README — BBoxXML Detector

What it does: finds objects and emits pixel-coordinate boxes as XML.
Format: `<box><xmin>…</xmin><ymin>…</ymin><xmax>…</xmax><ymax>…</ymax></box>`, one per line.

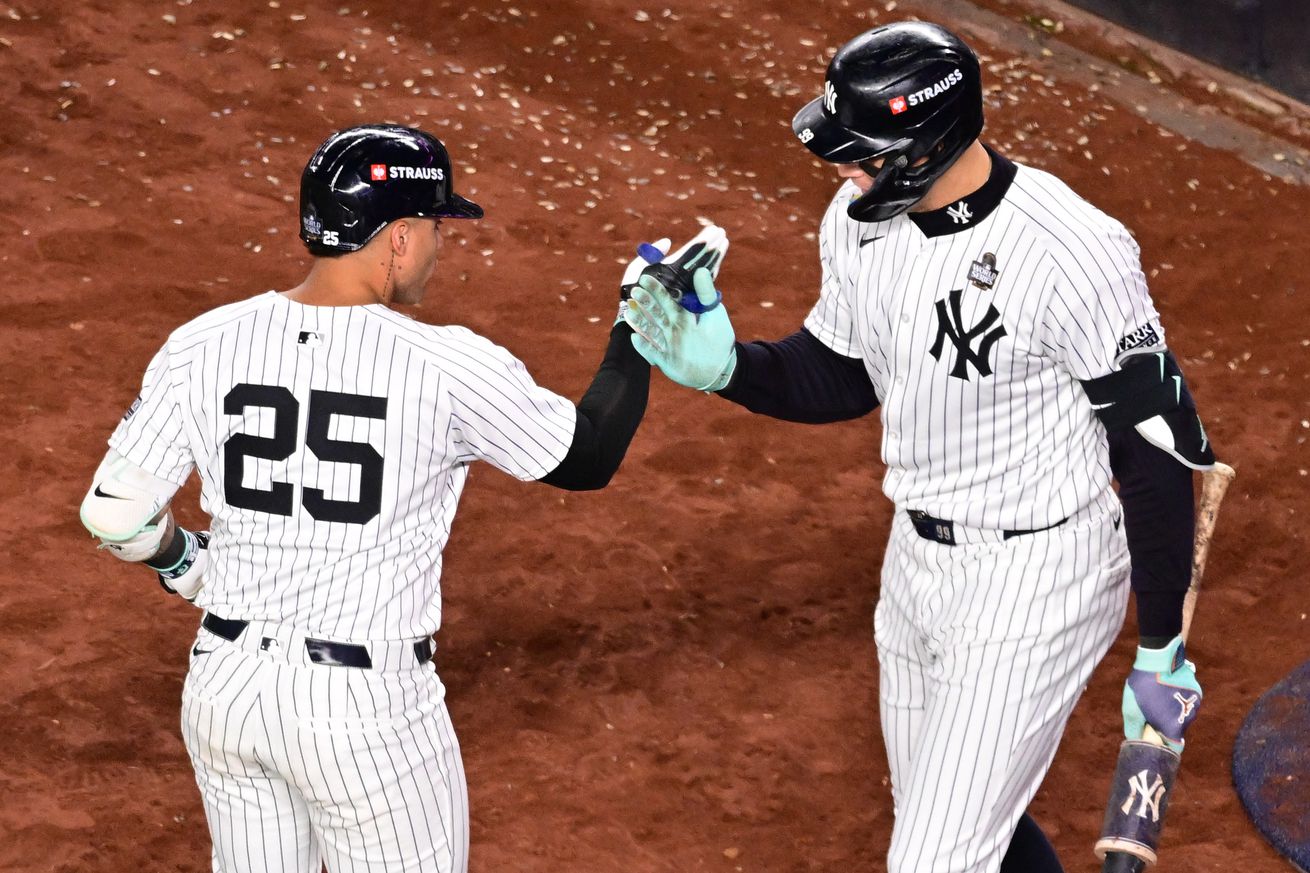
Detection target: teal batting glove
<box><xmin>625</xmin><ymin>268</ymin><xmax>736</xmax><ymax>392</ymax></box>
<box><xmin>1122</xmin><ymin>635</ymin><xmax>1202</xmax><ymax>753</ymax></box>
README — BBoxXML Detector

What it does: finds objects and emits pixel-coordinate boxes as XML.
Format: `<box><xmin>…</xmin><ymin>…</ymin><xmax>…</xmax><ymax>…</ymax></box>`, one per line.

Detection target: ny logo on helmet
<box><xmin>823</xmin><ymin>80</ymin><xmax>838</xmax><ymax>114</ymax></box>
<box><xmin>929</xmin><ymin>288</ymin><xmax>1007</xmax><ymax>380</ymax></box>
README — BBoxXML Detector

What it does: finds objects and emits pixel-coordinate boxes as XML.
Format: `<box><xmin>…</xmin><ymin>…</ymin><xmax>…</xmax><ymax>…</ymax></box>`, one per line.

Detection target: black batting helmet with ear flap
<box><xmin>299</xmin><ymin>124</ymin><xmax>483</xmax><ymax>256</ymax></box>
<box><xmin>792</xmin><ymin>22</ymin><xmax>984</xmax><ymax>222</ymax></box>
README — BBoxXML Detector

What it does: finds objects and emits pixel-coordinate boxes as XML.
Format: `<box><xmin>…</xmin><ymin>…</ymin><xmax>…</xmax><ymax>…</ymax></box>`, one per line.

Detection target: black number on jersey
<box><xmin>223</xmin><ymin>384</ymin><xmax>298</xmax><ymax>516</ymax></box>
<box><xmin>222</xmin><ymin>384</ymin><xmax>389</xmax><ymax>524</ymax></box>
<box><xmin>303</xmin><ymin>391</ymin><xmax>386</xmax><ymax>524</ymax></box>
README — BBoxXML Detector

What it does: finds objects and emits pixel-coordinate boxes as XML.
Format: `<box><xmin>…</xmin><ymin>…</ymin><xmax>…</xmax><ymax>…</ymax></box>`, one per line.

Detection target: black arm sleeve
<box><xmin>538</xmin><ymin>322</ymin><xmax>650</xmax><ymax>492</ymax></box>
<box><xmin>715</xmin><ymin>328</ymin><xmax>879</xmax><ymax>423</ymax></box>
<box><xmin>1108</xmin><ymin>428</ymin><xmax>1195</xmax><ymax>643</ymax></box>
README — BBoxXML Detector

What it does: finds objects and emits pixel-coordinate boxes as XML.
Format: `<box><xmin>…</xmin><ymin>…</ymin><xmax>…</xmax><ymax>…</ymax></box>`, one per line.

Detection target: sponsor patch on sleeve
<box><xmin>122</xmin><ymin>394</ymin><xmax>143</xmax><ymax>422</ymax></box>
<box><xmin>1114</xmin><ymin>320</ymin><xmax>1164</xmax><ymax>362</ymax></box>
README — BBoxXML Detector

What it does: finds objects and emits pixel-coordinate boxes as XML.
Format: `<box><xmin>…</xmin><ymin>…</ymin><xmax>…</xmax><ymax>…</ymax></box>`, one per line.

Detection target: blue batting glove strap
<box><xmin>1122</xmin><ymin>635</ymin><xmax>1202</xmax><ymax>752</ymax></box>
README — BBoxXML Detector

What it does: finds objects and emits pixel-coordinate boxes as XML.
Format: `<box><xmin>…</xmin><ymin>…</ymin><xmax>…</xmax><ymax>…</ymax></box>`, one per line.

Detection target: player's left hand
<box><xmin>629</xmin><ymin>224</ymin><xmax>729</xmax><ymax>314</ymax></box>
<box><xmin>1122</xmin><ymin>635</ymin><xmax>1202</xmax><ymax>753</ymax></box>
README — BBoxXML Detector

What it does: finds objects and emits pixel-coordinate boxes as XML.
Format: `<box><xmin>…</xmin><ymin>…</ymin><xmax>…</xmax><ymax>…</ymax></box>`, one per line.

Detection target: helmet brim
<box><xmin>792</xmin><ymin>97</ymin><xmax>891</xmax><ymax>164</ymax></box>
<box><xmin>435</xmin><ymin>192</ymin><xmax>484</xmax><ymax>220</ymax></box>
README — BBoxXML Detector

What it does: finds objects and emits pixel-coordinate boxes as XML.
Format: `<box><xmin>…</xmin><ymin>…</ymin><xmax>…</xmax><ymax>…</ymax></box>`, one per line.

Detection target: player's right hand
<box><xmin>616</xmin><ymin>237</ymin><xmax>671</xmax><ymax>325</ymax></box>
<box><xmin>625</xmin><ymin>268</ymin><xmax>737</xmax><ymax>392</ymax></box>
<box><xmin>1122</xmin><ymin>635</ymin><xmax>1202</xmax><ymax>753</ymax></box>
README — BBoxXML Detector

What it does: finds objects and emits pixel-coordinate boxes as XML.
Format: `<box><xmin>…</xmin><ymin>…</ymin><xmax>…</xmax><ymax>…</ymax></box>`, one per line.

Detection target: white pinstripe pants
<box><xmin>180</xmin><ymin>624</ymin><xmax>468</xmax><ymax>873</ymax></box>
<box><xmin>874</xmin><ymin>490</ymin><xmax>1130</xmax><ymax>873</ymax></box>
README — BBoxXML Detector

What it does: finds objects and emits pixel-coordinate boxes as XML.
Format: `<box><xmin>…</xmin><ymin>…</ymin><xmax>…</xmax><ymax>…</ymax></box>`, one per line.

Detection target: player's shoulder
<box><xmin>1007</xmin><ymin>162</ymin><xmax>1135</xmax><ymax>245</ymax></box>
<box><xmin>164</xmin><ymin>290</ymin><xmax>281</xmax><ymax>349</ymax></box>
<box><xmin>819</xmin><ymin>180</ymin><xmax>863</xmax><ymax>232</ymax></box>
<box><xmin>367</xmin><ymin>308</ymin><xmax>522</xmax><ymax>373</ymax></box>
<box><xmin>819</xmin><ymin>180</ymin><xmax>895</xmax><ymax>253</ymax></box>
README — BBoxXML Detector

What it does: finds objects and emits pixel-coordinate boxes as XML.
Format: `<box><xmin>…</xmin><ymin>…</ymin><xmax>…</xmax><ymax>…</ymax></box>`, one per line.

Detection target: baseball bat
<box><xmin>1094</xmin><ymin>461</ymin><xmax>1236</xmax><ymax>870</ymax></box>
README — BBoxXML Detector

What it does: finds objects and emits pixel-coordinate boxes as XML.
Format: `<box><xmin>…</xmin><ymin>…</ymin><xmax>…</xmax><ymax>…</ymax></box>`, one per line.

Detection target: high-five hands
<box><xmin>622</xmin><ymin>225</ymin><xmax>737</xmax><ymax>392</ymax></box>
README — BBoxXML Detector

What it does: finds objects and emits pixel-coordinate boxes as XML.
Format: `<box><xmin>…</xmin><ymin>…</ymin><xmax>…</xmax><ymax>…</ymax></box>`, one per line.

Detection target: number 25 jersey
<box><xmin>108</xmin><ymin>292</ymin><xmax>576</xmax><ymax>640</ymax></box>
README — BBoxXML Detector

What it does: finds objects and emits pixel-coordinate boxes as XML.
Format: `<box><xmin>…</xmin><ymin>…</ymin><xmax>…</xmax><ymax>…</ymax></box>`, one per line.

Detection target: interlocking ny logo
<box><xmin>947</xmin><ymin>201</ymin><xmax>973</xmax><ymax>224</ymax></box>
<box><xmin>823</xmin><ymin>80</ymin><xmax>838</xmax><ymax>114</ymax></box>
<box><xmin>928</xmin><ymin>289</ymin><xmax>1007</xmax><ymax>380</ymax></box>
<box><xmin>1121</xmin><ymin>770</ymin><xmax>1167</xmax><ymax>821</ymax></box>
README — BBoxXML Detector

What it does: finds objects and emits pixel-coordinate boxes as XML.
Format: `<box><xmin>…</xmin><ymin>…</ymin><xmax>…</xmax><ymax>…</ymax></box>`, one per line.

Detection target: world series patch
<box><xmin>968</xmin><ymin>253</ymin><xmax>999</xmax><ymax>290</ymax></box>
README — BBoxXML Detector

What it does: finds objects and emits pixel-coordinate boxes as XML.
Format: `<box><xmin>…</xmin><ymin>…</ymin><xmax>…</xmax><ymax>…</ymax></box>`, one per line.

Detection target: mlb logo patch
<box><xmin>370</xmin><ymin>164</ymin><xmax>388</xmax><ymax>181</ymax></box>
<box><xmin>889</xmin><ymin>96</ymin><xmax>908</xmax><ymax>115</ymax></box>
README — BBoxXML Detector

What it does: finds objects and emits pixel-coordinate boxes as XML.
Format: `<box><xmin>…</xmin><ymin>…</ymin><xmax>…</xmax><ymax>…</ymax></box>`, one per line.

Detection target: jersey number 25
<box><xmin>223</xmin><ymin>383</ymin><xmax>387</xmax><ymax>525</ymax></box>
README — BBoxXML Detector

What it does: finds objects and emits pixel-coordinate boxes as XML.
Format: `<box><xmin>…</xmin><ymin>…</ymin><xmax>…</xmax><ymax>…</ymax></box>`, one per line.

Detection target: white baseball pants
<box><xmin>180</xmin><ymin>618</ymin><xmax>467</xmax><ymax>873</ymax></box>
<box><xmin>874</xmin><ymin>489</ymin><xmax>1130</xmax><ymax>873</ymax></box>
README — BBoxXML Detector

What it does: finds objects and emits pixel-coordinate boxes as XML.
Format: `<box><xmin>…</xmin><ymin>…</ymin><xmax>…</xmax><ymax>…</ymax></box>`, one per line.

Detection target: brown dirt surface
<box><xmin>1</xmin><ymin>1</ymin><xmax>1305</xmax><ymax>871</ymax></box>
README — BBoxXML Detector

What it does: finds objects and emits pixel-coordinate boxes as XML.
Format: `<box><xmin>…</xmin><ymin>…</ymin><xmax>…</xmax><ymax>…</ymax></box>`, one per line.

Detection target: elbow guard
<box><xmin>1081</xmin><ymin>351</ymin><xmax>1215</xmax><ymax>471</ymax></box>
<box><xmin>81</xmin><ymin>451</ymin><xmax>180</xmax><ymax>560</ymax></box>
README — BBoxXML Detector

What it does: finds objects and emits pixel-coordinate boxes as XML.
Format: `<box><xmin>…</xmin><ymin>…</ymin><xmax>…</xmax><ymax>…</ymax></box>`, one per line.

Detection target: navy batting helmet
<box><xmin>791</xmin><ymin>22</ymin><xmax>984</xmax><ymax>222</ymax></box>
<box><xmin>299</xmin><ymin>124</ymin><xmax>483</xmax><ymax>256</ymax></box>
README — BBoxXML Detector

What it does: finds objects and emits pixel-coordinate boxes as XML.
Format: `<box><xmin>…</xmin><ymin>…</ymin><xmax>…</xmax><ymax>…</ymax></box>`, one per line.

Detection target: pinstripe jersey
<box><xmin>108</xmin><ymin>291</ymin><xmax>576</xmax><ymax>640</ymax></box>
<box><xmin>804</xmin><ymin>152</ymin><xmax>1164</xmax><ymax>530</ymax></box>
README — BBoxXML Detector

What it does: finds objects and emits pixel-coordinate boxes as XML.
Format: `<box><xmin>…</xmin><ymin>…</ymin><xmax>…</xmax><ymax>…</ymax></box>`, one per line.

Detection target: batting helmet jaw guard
<box><xmin>299</xmin><ymin>124</ymin><xmax>484</xmax><ymax>256</ymax></box>
<box><xmin>792</xmin><ymin>22</ymin><xmax>985</xmax><ymax>222</ymax></box>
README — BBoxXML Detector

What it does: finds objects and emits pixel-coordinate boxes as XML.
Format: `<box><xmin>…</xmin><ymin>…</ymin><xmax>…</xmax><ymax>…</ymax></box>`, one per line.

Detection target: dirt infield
<box><xmin>2</xmin><ymin>1</ymin><xmax>1306</xmax><ymax>871</ymax></box>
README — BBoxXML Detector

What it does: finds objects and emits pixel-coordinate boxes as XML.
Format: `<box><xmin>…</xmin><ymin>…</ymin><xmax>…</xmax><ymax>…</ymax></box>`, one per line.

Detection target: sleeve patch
<box><xmin>1115</xmin><ymin>320</ymin><xmax>1163</xmax><ymax>363</ymax></box>
<box><xmin>122</xmin><ymin>394</ymin><xmax>143</xmax><ymax>422</ymax></box>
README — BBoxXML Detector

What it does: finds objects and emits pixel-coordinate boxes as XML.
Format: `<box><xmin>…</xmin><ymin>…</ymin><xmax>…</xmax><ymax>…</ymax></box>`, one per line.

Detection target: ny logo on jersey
<box><xmin>947</xmin><ymin>201</ymin><xmax>973</xmax><ymax>224</ymax></box>
<box><xmin>929</xmin><ymin>289</ymin><xmax>1008</xmax><ymax>380</ymax></box>
<box><xmin>1120</xmin><ymin>770</ymin><xmax>1167</xmax><ymax>822</ymax></box>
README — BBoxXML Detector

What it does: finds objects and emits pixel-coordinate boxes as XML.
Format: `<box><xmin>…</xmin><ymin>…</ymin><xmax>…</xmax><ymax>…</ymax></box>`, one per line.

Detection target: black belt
<box><xmin>201</xmin><ymin>613</ymin><xmax>434</xmax><ymax>668</ymax></box>
<box><xmin>907</xmin><ymin>510</ymin><xmax>1068</xmax><ymax>546</ymax></box>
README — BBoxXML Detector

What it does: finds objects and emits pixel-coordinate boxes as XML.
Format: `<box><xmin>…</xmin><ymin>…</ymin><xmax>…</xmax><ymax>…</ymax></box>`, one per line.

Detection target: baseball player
<box><xmin>623</xmin><ymin>22</ymin><xmax>1213</xmax><ymax>873</ymax></box>
<box><xmin>78</xmin><ymin>123</ymin><xmax>726</xmax><ymax>873</ymax></box>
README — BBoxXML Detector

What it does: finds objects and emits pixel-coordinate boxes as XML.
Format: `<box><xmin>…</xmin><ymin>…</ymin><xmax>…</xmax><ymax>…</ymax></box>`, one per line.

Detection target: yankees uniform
<box><xmin>625</xmin><ymin>22</ymin><xmax>1212</xmax><ymax>873</ymax></box>
<box><xmin>81</xmin><ymin>125</ymin><xmax>660</xmax><ymax>872</ymax></box>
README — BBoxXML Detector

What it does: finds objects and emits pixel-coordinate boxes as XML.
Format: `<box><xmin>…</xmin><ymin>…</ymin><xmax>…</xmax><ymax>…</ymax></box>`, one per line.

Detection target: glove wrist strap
<box><xmin>701</xmin><ymin>348</ymin><xmax>738</xmax><ymax>394</ymax></box>
<box><xmin>1133</xmin><ymin>634</ymin><xmax>1185</xmax><ymax>672</ymax></box>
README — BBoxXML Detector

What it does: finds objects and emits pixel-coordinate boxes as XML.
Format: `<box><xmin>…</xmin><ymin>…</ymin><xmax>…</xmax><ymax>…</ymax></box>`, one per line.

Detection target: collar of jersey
<box><xmin>906</xmin><ymin>145</ymin><xmax>1017</xmax><ymax>238</ymax></box>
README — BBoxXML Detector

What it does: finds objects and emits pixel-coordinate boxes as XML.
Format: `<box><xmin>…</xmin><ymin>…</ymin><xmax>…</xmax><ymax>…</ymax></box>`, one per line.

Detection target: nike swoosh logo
<box><xmin>192</xmin><ymin>645</ymin><xmax>215</xmax><ymax>657</ymax></box>
<box><xmin>93</xmin><ymin>485</ymin><xmax>129</xmax><ymax>500</ymax></box>
<box><xmin>859</xmin><ymin>235</ymin><xmax>885</xmax><ymax>247</ymax></box>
